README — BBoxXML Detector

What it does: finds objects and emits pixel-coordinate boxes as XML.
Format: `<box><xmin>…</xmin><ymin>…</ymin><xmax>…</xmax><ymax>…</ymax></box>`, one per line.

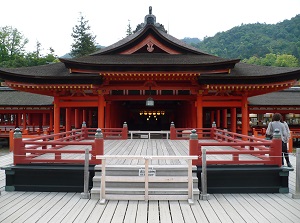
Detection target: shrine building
<box><xmin>1</xmin><ymin>8</ymin><xmax>300</xmax><ymax>136</ymax></box>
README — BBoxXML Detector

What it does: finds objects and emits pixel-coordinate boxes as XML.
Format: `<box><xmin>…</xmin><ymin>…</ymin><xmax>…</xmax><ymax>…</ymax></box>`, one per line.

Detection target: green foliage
<box><xmin>243</xmin><ymin>53</ymin><xmax>299</xmax><ymax>67</ymax></box>
<box><xmin>194</xmin><ymin>14</ymin><xmax>300</xmax><ymax>63</ymax></box>
<box><xmin>70</xmin><ymin>14</ymin><xmax>97</xmax><ymax>58</ymax></box>
<box><xmin>0</xmin><ymin>26</ymin><xmax>28</xmax><ymax>63</ymax></box>
<box><xmin>0</xmin><ymin>27</ymin><xmax>58</xmax><ymax>68</ymax></box>
<box><xmin>126</xmin><ymin>20</ymin><xmax>133</xmax><ymax>36</ymax></box>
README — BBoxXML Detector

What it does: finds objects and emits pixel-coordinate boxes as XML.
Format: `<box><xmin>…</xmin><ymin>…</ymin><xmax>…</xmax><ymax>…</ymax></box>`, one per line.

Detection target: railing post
<box><xmin>170</xmin><ymin>122</ymin><xmax>176</xmax><ymax>140</ymax></box>
<box><xmin>271</xmin><ymin>129</ymin><xmax>282</xmax><ymax>167</ymax></box>
<box><xmin>189</xmin><ymin>129</ymin><xmax>199</xmax><ymax>165</ymax></box>
<box><xmin>82</xmin><ymin>121</ymin><xmax>88</xmax><ymax>139</ymax></box>
<box><xmin>292</xmin><ymin>148</ymin><xmax>300</xmax><ymax>199</ymax></box>
<box><xmin>211</xmin><ymin>121</ymin><xmax>216</xmax><ymax>139</ymax></box>
<box><xmin>13</xmin><ymin>128</ymin><xmax>25</xmax><ymax>165</ymax></box>
<box><xmin>94</xmin><ymin>128</ymin><xmax>104</xmax><ymax>164</ymax></box>
<box><xmin>81</xmin><ymin>148</ymin><xmax>91</xmax><ymax>199</ymax></box>
<box><xmin>122</xmin><ymin>122</ymin><xmax>128</xmax><ymax>139</ymax></box>
<box><xmin>200</xmin><ymin>148</ymin><xmax>210</xmax><ymax>200</ymax></box>
<box><xmin>224</xmin><ymin>129</ymin><xmax>228</xmax><ymax>142</ymax></box>
<box><xmin>9</xmin><ymin>130</ymin><xmax>14</xmax><ymax>152</ymax></box>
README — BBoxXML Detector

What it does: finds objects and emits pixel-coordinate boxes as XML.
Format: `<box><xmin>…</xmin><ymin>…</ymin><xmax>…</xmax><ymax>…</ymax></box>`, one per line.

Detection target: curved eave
<box><xmin>198</xmin><ymin>63</ymin><xmax>300</xmax><ymax>84</ymax></box>
<box><xmin>0</xmin><ymin>63</ymin><xmax>103</xmax><ymax>85</ymax></box>
<box><xmin>0</xmin><ymin>71</ymin><xmax>103</xmax><ymax>84</ymax></box>
<box><xmin>90</xmin><ymin>25</ymin><xmax>209</xmax><ymax>56</ymax></box>
<box><xmin>248</xmin><ymin>89</ymin><xmax>300</xmax><ymax>106</ymax></box>
<box><xmin>0</xmin><ymin>90</ymin><xmax>54</xmax><ymax>106</ymax></box>
<box><xmin>59</xmin><ymin>54</ymin><xmax>240</xmax><ymax>72</ymax></box>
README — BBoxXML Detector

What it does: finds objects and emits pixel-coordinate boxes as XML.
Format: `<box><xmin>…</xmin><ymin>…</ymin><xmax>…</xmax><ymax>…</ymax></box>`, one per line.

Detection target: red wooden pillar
<box><xmin>191</xmin><ymin>101</ymin><xmax>197</xmax><ymax>128</ymax></box>
<box><xmin>231</xmin><ymin>108</ymin><xmax>237</xmax><ymax>133</ymax></box>
<box><xmin>189</xmin><ymin>130</ymin><xmax>200</xmax><ymax>165</ymax></box>
<box><xmin>105</xmin><ymin>101</ymin><xmax>111</xmax><ymax>128</ymax></box>
<box><xmin>49</xmin><ymin>111</ymin><xmax>53</xmax><ymax>131</ymax></box>
<box><xmin>187</xmin><ymin>102</ymin><xmax>192</xmax><ymax>128</ymax></box>
<box><xmin>98</xmin><ymin>94</ymin><xmax>105</xmax><ymax>128</ymax></box>
<box><xmin>42</xmin><ymin>113</ymin><xmax>47</xmax><ymax>126</ymax></box>
<box><xmin>17</xmin><ymin>113</ymin><xmax>22</xmax><ymax>127</ymax></box>
<box><xmin>27</xmin><ymin>114</ymin><xmax>31</xmax><ymax>125</ymax></box>
<box><xmin>222</xmin><ymin>109</ymin><xmax>228</xmax><ymax>129</ymax></box>
<box><xmin>82</xmin><ymin>109</ymin><xmax>86</xmax><ymax>125</ymax></box>
<box><xmin>216</xmin><ymin>110</ymin><xmax>221</xmax><ymax>128</ymax></box>
<box><xmin>241</xmin><ymin>95</ymin><xmax>248</xmax><ymax>137</ymax></box>
<box><xmin>75</xmin><ymin>109</ymin><xmax>80</xmax><ymax>129</ymax></box>
<box><xmin>54</xmin><ymin>97</ymin><xmax>60</xmax><ymax>135</ymax></box>
<box><xmin>196</xmin><ymin>94</ymin><xmax>203</xmax><ymax>129</ymax></box>
<box><xmin>65</xmin><ymin>107</ymin><xmax>71</xmax><ymax>131</ymax></box>
<box><xmin>22</xmin><ymin>112</ymin><xmax>26</xmax><ymax>130</ymax></box>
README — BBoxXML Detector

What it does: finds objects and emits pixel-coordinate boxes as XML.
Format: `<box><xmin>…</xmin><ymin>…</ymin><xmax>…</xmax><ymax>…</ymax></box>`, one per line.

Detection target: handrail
<box><xmin>13</xmin><ymin>128</ymin><xmax>104</xmax><ymax>165</ymax></box>
<box><xmin>170</xmin><ymin>127</ymin><xmax>212</xmax><ymax>140</ymax></box>
<box><xmin>189</xmin><ymin>128</ymin><xmax>282</xmax><ymax>166</ymax></box>
<box><xmin>96</xmin><ymin>155</ymin><xmax>198</xmax><ymax>204</ymax></box>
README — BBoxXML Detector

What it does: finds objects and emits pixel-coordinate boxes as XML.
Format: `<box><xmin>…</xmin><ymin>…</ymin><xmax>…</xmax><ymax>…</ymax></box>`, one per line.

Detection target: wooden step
<box><xmin>91</xmin><ymin>164</ymin><xmax>199</xmax><ymax>201</ymax></box>
<box><xmin>91</xmin><ymin>187</ymin><xmax>200</xmax><ymax>200</ymax></box>
<box><xmin>92</xmin><ymin>176</ymin><xmax>198</xmax><ymax>188</ymax></box>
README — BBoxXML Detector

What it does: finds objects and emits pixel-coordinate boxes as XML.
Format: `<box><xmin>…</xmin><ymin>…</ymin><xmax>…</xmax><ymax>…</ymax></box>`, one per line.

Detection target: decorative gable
<box><xmin>120</xmin><ymin>34</ymin><xmax>180</xmax><ymax>54</ymax></box>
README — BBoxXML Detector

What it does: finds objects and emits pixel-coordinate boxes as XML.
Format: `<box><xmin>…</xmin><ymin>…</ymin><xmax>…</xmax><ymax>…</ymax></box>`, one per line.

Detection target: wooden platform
<box><xmin>1</xmin><ymin>139</ymin><xmax>300</xmax><ymax>222</ymax></box>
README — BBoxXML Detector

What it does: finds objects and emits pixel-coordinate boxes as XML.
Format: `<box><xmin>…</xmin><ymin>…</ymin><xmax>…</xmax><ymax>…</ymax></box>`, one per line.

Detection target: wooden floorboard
<box><xmin>1</xmin><ymin>139</ymin><xmax>300</xmax><ymax>222</ymax></box>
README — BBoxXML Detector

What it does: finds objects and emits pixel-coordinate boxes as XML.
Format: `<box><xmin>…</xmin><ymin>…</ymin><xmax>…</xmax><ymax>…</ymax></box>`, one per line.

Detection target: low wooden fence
<box><xmin>12</xmin><ymin>123</ymin><xmax>128</xmax><ymax>165</ymax></box>
<box><xmin>170</xmin><ymin>122</ymin><xmax>212</xmax><ymax>140</ymax></box>
<box><xmin>96</xmin><ymin>155</ymin><xmax>198</xmax><ymax>204</ymax></box>
<box><xmin>13</xmin><ymin>128</ymin><xmax>104</xmax><ymax>165</ymax></box>
<box><xmin>253</xmin><ymin>127</ymin><xmax>298</xmax><ymax>153</ymax></box>
<box><xmin>189</xmin><ymin>128</ymin><xmax>282</xmax><ymax>166</ymax></box>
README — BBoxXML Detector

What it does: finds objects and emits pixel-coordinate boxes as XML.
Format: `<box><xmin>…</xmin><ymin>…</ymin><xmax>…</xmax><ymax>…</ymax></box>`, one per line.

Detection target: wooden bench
<box><xmin>129</xmin><ymin>131</ymin><xmax>170</xmax><ymax>139</ymax></box>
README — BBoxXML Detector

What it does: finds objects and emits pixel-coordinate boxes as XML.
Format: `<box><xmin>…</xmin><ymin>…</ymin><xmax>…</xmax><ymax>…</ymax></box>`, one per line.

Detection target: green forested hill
<box><xmin>192</xmin><ymin>14</ymin><xmax>300</xmax><ymax>60</ymax></box>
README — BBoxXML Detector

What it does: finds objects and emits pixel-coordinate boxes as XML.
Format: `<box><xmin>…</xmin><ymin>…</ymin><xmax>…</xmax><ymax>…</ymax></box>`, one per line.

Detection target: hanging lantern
<box><xmin>146</xmin><ymin>97</ymin><xmax>154</xmax><ymax>106</ymax></box>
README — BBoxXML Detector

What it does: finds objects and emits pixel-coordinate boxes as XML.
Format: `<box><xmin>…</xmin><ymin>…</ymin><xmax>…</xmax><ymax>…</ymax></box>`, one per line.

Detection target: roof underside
<box><xmin>0</xmin><ymin>89</ymin><xmax>53</xmax><ymax>106</ymax></box>
<box><xmin>0</xmin><ymin>22</ymin><xmax>300</xmax><ymax>85</ymax></box>
<box><xmin>1</xmin><ymin>88</ymin><xmax>299</xmax><ymax>107</ymax></box>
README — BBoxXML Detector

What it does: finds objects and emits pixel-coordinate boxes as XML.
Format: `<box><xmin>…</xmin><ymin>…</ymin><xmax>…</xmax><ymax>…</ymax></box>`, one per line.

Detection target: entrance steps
<box><xmin>90</xmin><ymin>165</ymin><xmax>199</xmax><ymax>202</ymax></box>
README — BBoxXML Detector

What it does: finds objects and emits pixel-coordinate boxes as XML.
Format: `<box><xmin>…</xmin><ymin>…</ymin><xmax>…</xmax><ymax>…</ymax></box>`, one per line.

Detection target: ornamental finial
<box><xmin>149</xmin><ymin>6</ymin><xmax>152</xmax><ymax>14</ymax></box>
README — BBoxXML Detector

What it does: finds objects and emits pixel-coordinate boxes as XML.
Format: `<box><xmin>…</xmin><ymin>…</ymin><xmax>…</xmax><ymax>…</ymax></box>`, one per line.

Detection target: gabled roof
<box><xmin>90</xmin><ymin>25</ymin><xmax>211</xmax><ymax>56</ymax></box>
<box><xmin>0</xmin><ymin>8</ymin><xmax>300</xmax><ymax>86</ymax></box>
<box><xmin>0</xmin><ymin>62</ymin><xmax>101</xmax><ymax>84</ymax></box>
<box><xmin>198</xmin><ymin>62</ymin><xmax>300</xmax><ymax>84</ymax></box>
<box><xmin>0</xmin><ymin>87</ymin><xmax>53</xmax><ymax>106</ymax></box>
<box><xmin>60</xmin><ymin>24</ymin><xmax>240</xmax><ymax>72</ymax></box>
<box><xmin>248</xmin><ymin>88</ymin><xmax>300</xmax><ymax>106</ymax></box>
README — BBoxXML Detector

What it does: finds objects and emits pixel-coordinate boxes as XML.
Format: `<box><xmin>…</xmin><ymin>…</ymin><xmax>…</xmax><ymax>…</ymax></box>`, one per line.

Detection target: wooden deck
<box><xmin>1</xmin><ymin>139</ymin><xmax>300</xmax><ymax>223</ymax></box>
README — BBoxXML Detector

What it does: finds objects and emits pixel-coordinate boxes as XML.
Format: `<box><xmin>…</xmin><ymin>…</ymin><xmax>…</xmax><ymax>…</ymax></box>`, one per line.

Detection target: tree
<box><xmin>0</xmin><ymin>26</ymin><xmax>28</xmax><ymax>63</ymax></box>
<box><xmin>126</xmin><ymin>20</ymin><xmax>133</xmax><ymax>36</ymax></box>
<box><xmin>275</xmin><ymin>54</ymin><xmax>299</xmax><ymax>67</ymax></box>
<box><xmin>70</xmin><ymin>14</ymin><xmax>97</xmax><ymax>58</ymax></box>
<box><xmin>0</xmin><ymin>29</ymin><xmax>58</xmax><ymax>68</ymax></box>
<box><xmin>243</xmin><ymin>53</ymin><xmax>299</xmax><ymax>67</ymax></box>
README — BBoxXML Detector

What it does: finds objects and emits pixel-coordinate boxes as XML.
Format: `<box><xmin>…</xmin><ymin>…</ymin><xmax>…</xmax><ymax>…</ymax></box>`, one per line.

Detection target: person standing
<box><xmin>281</xmin><ymin>117</ymin><xmax>292</xmax><ymax>167</ymax></box>
<box><xmin>266</xmin><ymin>113</ymin><xmax>292</xmax><ymax>167</ymax></box>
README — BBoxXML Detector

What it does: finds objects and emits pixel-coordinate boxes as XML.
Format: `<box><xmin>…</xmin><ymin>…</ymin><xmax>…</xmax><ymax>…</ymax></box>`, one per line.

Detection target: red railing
<box><xmin>189</xmin><ymin>128</ymin><xmax>282</xmax><ymax>167</ymax></box>
<box><xmin>12</xmin><ymin>124</ymin><xmax>128</xmax><ymax>165</ymax></box>
<box><xmin>170</xmin><ymin>124</ymin><xmax>212</xmax><ymax>140</ymax></box>
<box><xmin>83</xmin><ymin>127</ymin><xmax>128</xmax><ymax>140</ymax></box>
<box><xmin>13</xmin><ymin>128</ymin><xmax>104</xmax><ymax>165</ymax></box>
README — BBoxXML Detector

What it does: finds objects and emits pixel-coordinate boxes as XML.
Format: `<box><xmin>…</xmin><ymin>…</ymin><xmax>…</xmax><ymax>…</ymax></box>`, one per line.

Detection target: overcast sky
<box><xmin>1</xmin><ymin>0</ymin><xmax>299</xmax><ymax>57</ymax></box>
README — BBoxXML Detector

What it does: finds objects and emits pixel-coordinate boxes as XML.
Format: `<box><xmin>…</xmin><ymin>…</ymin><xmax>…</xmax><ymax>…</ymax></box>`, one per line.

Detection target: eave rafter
<box><xmin>99</xmin><ymin>71</ymin><xmax>201</xmax><ymax>81</ymax></box>
<box><xmin>6</xmin><ymin>81</ymin><xmax>93</xmax><ymax>91</ymax></box>
<box><xmin>204</xmin><ymin>80</ymin><xmax>296</xmax><ymax>96</ymax></box>
<box><xmin>5</xmin><ymin>81</ymin><xmax>95</xmax><ymax>96</ymax></box>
